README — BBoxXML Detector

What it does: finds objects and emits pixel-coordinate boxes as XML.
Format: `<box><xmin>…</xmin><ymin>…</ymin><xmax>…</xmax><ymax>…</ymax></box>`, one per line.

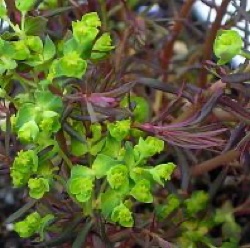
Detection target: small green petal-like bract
<box><xmin>68</xmin><ymin>177</ymin><xmax>93</xmax><ymax>203</ymax></box>
<box><xmin>15</xmin><ymin>0</ymin><xmax>36</xmax><ymax>12</ymax></box>
<box><xmin>150</xmin><ymin>163</ymin><xmax>176</xmax><ymax>186</ymax></box>
<box><xmin>28</xmin><ymin>178</ymin><xmax>50</xmax><ymax>199</ymax></box>
<box><xmin>185</xmin><ymin>191</ymin><xmax>209</xmax><ymax>215</ymax></box>
<box><xmin>107</xmin><ymin>165</ymin><xmax>128</xmax><ymax>189</ymax></box>
<box><xmin>130</xmin><ymin>179</ymin><xmax>153</xmax><ymax>203</ymax></box>
<box><xmin>107</xmin><ymin>119</ymin><xmax>131</xmax><ymax>141</ymax></box>
<box><xmin>39</xmin><ymin>111</ymin><xmax>60</xmax><ymax>133</ymax></box>
<box><xmin>11</xmin><ymin>40</ymin><xmax>30</xmax><ymax>60</ymax></box>
<box><xmin>111</xmin><ymin>203</ymin><xmax>134</xmax><ymax>227</ymax></box>
<box><xmin>55</xmin><ymin>52</ymin><xmax>87</xmax><ymax>79</ymax></box>
<box><xmin>134</xmin><ymin>136</ymin><xmax>164</xmax><ymax>159</ymax></box>
<box><xmin>14</xmin><ymin>220</ymin><xmax>33</xmax><ymax>238</ymax></box>
<box><xmin>81</xmin><ymin>12</ymin><xmax>101</xmax><ymax>27</ymax></box>
<box><xmin>10</xmin><ymin>169</ymin><xmax>30</xmax><ymax>187</ymax></box>
<box><xmin>156</xmin><ymin>194</ymin><xmax>180</xmax><ymax>220</ymax></box>
<box><xmin>12</xmin><ymin>150</ymin><xmax>38</xmax><ymax>174</ymax></box>
<box><xmin>91</xmin><ymin>33</ymin><xmax>114</xmax><ymax>60</ymax></box>
<box><xmin>14</xmin><ymin>212</ymin><xmax>42</xmax><ymax>238</ymax></box>
<box><xmin>26</xmin><ymin>36</ymin><xmax>43</xmax><ymax>52</ymax></box>
<box><xmin>11</xmin><ymin>150</ymin><xmax>38</xmax><ymax>187</ymax></box>
<box><xmin>213</xmin><ymin>30</ymin><xmax>243</xmax><ymax>65</ymax></box>
<box><xmin>18</xmin><ymin>120</ymin><xmax>39</xmax><ymax>142</ymax></box>
<box><xmin>72</xmin><ymin>12</ymin><xmax>100</xmax><ymax>47</ymax></box>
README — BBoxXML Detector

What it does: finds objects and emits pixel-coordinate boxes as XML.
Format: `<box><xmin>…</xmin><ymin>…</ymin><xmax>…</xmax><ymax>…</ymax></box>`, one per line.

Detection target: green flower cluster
<box><xmin>107</xmin><ymin>119</ymin><xmax>131</xmax><ymax>141</ymax></box>
<box><xmin>111</xmin><ymin>203</ymin><xmax>134</xmax><ymax>227</ymax></box>
<box><xmin>13</xmin><ymin>90</ymin><xmax>62</xmax><ymax>143</ymax></box>
<box><xmin>185</xmin><ymin>190</ymin><xmax>209</xmax><ymax>216</ymax></box>
<box><xmin>0</xmin><ymin>32</ymin><xmax>56</xmax><ymax>74</ymax></box>
<box><xmin>14</xmin><ymin>212</ymin><xmax>42</xmax><ymax>238</ymax></box>
<box><xmin>67</xmin><ymin>120</ymin><xmax>176</xmax><ymax>227</ymax></box>
<box><xmin>28</xmin><ymin>178</ymin><xmax>50</xmax><ymax>199</ymax></box>
<box><xmin>10</xmin><ymin>150</ymin><xmax>51</xmax><ymax>199</ymax></box>
<box><xmin>0</xmin><ymin>2</ymin><xmax>130</xmax><ymax>243</ymax></box>
<box><xmin>134</xmin><ymin>136</ymin><xmax>164</xmax><ymax>159</ymax></box>
<box><xmin>67</xmin><ymin>165</ymin><xmax>95</xmax><ymax>203</ymax></box>
<box><xmin>49</xmin><ymin>12</ymin><xmax>114</xmax><ymax>79</ymax></box>
<box><xmin>156</xmin><ymin>194</ymin><xmax>181</xmax><ymax>220</ymax></box>
<box><xmin>10</xmin><ymin>150</ymin><xmax>38</xmax><ymax>187</ymax></box>
<box><xmin>71</xmin><ymin>122</ymin><xmax>104</xmax><ymax>157</ymax></box>
<box><xmin>14</xmin><ymin>212</ymin><xmax>54</xmax><ymax>238</ymax></box>
<box><xmin>1</xmin><ymin>1</ymin><xmax>179</xmax><ymax>241</ymax></box>
<box><xmin>213</xmin><ymin>29</ymin><xmax>250</xmax><ymax>65</ymax></box>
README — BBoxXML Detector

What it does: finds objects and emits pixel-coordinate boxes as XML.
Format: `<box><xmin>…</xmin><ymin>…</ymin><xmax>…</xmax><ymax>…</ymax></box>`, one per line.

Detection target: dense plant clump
<box><xmin>0</xmin><ymin>0</ymin><xmax>250</xmax><ymax>247</ymax></box>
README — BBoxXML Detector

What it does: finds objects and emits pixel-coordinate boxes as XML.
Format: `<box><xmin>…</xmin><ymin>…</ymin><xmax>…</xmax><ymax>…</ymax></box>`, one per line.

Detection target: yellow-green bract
<box><xmin>213</xmin><ymin>30</ymin><xmax>243</xmax><ymax>65</ymax></box>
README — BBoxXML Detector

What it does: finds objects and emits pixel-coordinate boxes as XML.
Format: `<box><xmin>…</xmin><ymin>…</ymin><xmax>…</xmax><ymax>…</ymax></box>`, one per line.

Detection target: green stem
<box><xmin>56</xmin><ymin>144</ymin><xmax>73</xmax><ymax>169</ymax></box>
<box><xmin>12</xmin><ymin>72</ymin><xmax>37</xmax><ymax>88</ymax></box>
<box><xmin>4</xmin><ymin>17</ymin><xmax>21</xmax><ymax>33</ymax></box>
<box><xmin>98</xmin><ymin>0</ymin><xmax>108</xmax><ymax>31</ymax></box>
<box><xmin>53</xmin><ymin>174</ymin><xmax>67</xmax><ymax>188</ymax></box>
<box><xmin>240</xmin><ymin>49</ymin><xmax>250</xmax><ymax>60</ymax></box>
<box><xmin>21</xmin><ymin>12</ymin><xmax>26</xmax><ymax>32</ymax></box>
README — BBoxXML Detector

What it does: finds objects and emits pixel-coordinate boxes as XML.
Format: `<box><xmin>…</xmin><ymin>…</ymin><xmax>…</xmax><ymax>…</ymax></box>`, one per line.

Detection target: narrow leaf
<box><xmin>72</xmin><ymin>219</ymin><xmax>93</xmax><ymax>248</ymax></box>
<box><xmin>5</xmin><ymin>199</ymin><xmax>37</xmax><ymax>223</ymax></box>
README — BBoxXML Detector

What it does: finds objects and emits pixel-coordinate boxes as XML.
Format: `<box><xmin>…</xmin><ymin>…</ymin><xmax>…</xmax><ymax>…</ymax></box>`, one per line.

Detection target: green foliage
<box><xmin>28</xmin><ymin>178</ymin><xmax>50</xmax><ymax>199</ymax></box>
<box><xmin>150</xmin><ymin>163</ymin><xmax>176</xmax><ymax>186</ymax></box>
<box><xmin>14</xmin><ymin>212</ymin><xmax>54</xmax><ymax>238</ymax></box>
<box><xmin>11</xmin><ymin>150</ymin><xmax>38</xmax><ymax>187</ymax></box>
<box><xmin>185</xmin><ymin>190</ymin><xmax>209</xmax><ymax>216</ymax></box>
<box><xmin>214</xmin><ymin>202</ymin><xmax>241</xmax><ymax>241</ymax></box>
<box><xmin>68</xmin><ymin>166</ymin><xmax>95</xmax><ymax>203</ymax></box>
<box><xmin>156</xmin><ymin>194</ymin><xmax>180</xmax><ymax>220</ymax></box>
<box><xmin>106</xmin><ymin>164</ymin><xmax>129</xmax><ymax>190</ymax></box>
<box><xmin>2</xmin><ymin>3</ymin><xmax>234</xmax><ymax>247</ymax></box>
<box><xmin>14</xmin><ymin>212</ymin><xmax>42</xmax><ymax>238</ymax></box>
<box><xmin>134</xmin><ymin>136</ymin><xmax>165</xmax><ymax>159</ymax></box>
<box><xmin>120</xmin><ymin>96</ymin><xmax>150</xmax><ymax>123</ymax></box>
<box><xmin>213</xmin><ymin>30</ymin><xmax>243</xmax><ymax>65</ymax></box>
<box><xmin>111</xmin><ymin>203</ymin><xmax>134</xmax><ymax>227</ymax></box>
<box><xmin>65</xmin><ymin>121</ymin><xmax>175</xmax><ymax>227</ymax></box>
<box><xmin>107</xmin><ymin>119</ymin><xmax>131</xmax><ymax>141</ymax></box>
<box><xmin>130</xmin><ymin>179</ymin><xmax>153</xmax><ymax>203</ymax></box>
<box><xmin>15</xmin><ymin>0</ymin><xmax>36</xmax><ymax>12</ymax></box>
<box><xmin>91</xmin><ymin>33</ymin><xmax>115</xmax><ymax>60</ymax></box>
<box><xmin>18</xmin><ymin>120</ymin><xmax>39</xmax><ymax>142</ymax></box>
<box><xmin>68</xmin><ymin>177</ymin><xmax>94</xmax><ymax>203</ymax></box>
<box><xmin>0</xmin><ymin>1</ymin><xmax>7</xmax><ymax>18</ymax></box>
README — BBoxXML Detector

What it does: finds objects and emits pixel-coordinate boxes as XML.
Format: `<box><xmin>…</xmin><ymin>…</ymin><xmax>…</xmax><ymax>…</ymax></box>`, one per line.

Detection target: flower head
<box><xmin>150</xmin><ymin>163</ymin><xmax>176</xmax><ymax>186</ymax></box>
<box><xmin>18</xmin><ymin>120</ymin><xmax>39</xmax><ymax>142</ymax></box>
<box><xmin>107</xmin><ymin>165</ymin><xmax>128</xmax><ymax>189</ymax></box>
<box><xmin>39</xmin><ymin>111</ymin><xmax>60</xmax><ymax>133</ymax></box>
<box><xmin>14</xmin><ymin>212</ymin><xmax>42</xmax><ymax>238</ymax></box>
<box><xmin>111</xmin><ymin>203</ymin><xmax>134</xmax><ymax>227</ymax></box>
<box><xmin>185</xmin><ymin>191</ymin><xmax>209</xmax><ymax>215</ymax></box>
<box><xmin>134</xmin><ymin>136</ymin><xmax>164</xmax><ymax>159</ymax></box>
<box><xmin>68</xmin><ymin>177</ymin><xmax>93</xmax><ymax>203</ymax></box>
<box><xmin>107</xmin><ymin>119</ymin><xmax>131</xmax><ymax>141</ymax></box>
<box><xmin>130</xmin><ymin>179</ymin><xmax>153</xmax><ymax>203</ymax></box>
<box><xmin>28</xmin><ymin>178</ymin><xmax>50</xmax><ymax>199</ymax></box>
<box><xmin>11</xmin><ymin>150</ymin><xmax>38</xmax><ymax>187</ymax></box>
<box><xmin>213</xmin><ymin>30</ymin><xmax>243</xmax><ymax>65</ymax></box>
